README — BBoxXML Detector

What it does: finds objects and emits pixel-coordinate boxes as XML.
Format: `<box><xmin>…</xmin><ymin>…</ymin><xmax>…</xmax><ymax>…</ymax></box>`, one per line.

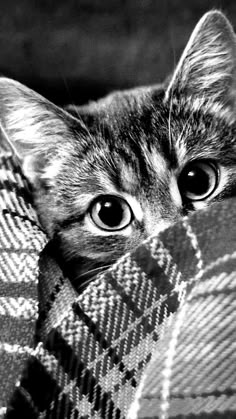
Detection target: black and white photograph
<box><xmin>0</xmin><ymin>1</ymin><xmax>235</xmax><ymax>418</ymax></box>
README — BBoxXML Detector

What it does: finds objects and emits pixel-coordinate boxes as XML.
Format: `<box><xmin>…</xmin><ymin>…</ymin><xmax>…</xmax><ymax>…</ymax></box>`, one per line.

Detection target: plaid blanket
<box><xmin>0</xmin><ymin>134</ymin><xmax>236</xmax><ymax>419</ymax></box>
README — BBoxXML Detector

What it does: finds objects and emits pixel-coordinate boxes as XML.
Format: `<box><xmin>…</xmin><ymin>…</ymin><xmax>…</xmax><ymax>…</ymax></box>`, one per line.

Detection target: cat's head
<box><xmin>1</xmin><ymin>10</ymin><xmax>236</xmax><ymax>288</ymax></box>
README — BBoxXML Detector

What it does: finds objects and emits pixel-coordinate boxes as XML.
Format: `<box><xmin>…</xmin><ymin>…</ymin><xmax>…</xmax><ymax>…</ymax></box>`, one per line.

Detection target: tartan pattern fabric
<box><xmin>0</xmin><ymin>138</ymin><xmax>47</xmax><ymax>418</ymax></box>
<box><xmin>129</xmin><ymin>216</ymin><xmax>236</xmax><ymax>418</ymax></box>
<box><xmin>0</xmin><ymin>135</ymin><xmax>236</xmax><ymax>418</ymax></box>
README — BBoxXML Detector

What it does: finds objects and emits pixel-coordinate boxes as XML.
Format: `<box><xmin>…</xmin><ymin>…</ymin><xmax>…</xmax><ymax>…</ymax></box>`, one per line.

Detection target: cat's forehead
<box><xmin>77</xmin><ymin>90</ymin><xmax>170</xmax><ymax>179</ymax></box>
<box><xmin>80</xmin><ymin>85</ymin><xmax>229</xmax><ymax>149</ymax></box>
<box><xmin>71</xmin><ymin>86</ymin><xmax>236</xmax><ymax>195</ymax></box>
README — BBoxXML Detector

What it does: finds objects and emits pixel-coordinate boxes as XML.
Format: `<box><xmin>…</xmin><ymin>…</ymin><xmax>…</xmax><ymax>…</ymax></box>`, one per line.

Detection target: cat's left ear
<box><xmin>0</xmin><ymin>77</ymin><xmax>81</xmax><ymax>187</ymax></box>
<box><xmin>165</xmin><ymin>10</ymin><xmax>236</xmax><ymax>109</ymax></box>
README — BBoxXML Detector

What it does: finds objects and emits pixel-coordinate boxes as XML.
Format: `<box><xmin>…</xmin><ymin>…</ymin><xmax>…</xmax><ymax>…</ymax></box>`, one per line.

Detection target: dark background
<box><xmin>1</xmin><ymin>0</ymin><xmax>236</xmax><ymax>105</ymax></box>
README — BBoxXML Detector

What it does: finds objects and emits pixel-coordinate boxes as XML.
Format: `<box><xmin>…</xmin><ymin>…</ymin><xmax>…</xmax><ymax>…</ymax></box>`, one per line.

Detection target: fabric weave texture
<box><xmin>0</xmin><ymin>135</ymin><xmax>235</xmax><ymax>418</ymax></box>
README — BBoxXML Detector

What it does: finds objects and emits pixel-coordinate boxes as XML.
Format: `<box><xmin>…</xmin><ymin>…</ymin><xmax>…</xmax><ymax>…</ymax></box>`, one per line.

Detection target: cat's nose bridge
<box><xmin>151</xmin><ymin>219</ymin><xmax>172</xmax><ymax>236</ymax></box>
<box><xmin>146</xmin><ymin>208</ymin><xmax>182</xmax><ymax>237</ymax></box>
<box><xmin>144</xmin><ymin>206</ymin><xmax>180</xmax><ymax>237</ymax></box>
<box><xmin>144</xmin><ymin>178</ymin><xmax>183</xmax><ymax>237</ymax></box>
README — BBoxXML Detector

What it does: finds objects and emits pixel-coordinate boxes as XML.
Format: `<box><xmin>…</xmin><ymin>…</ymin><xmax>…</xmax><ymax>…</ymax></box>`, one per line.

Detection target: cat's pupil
<box><xmin>98</xmin><ymin>198</ymin><xmax>124</xmax><ymax>227</ymax></box>
<box><xmin>90</xmin><ymin>195</ymin><xmax>132</xmax><ymax>231</ymax></box>
<box><xmin>185</xmin><ymin>167</ymin><xmax>210</xmax><ymax>195</ymax></box>
<box><xmin>178</xmin><ymin>161</ymin><xmax>218</xmax><ymax>201</ymax></box>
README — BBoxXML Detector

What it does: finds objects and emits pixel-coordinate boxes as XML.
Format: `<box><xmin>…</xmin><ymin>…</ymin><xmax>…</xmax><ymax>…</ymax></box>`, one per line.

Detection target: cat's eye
<box><xmin>89</xmin><ymin>195</ymin><xmax>133</xmax><ymax>231</ymax></box>
<box><xmin>178</xmin><ymin>160</ymin><xmax>218</xmax><ymax>201</ymax></box>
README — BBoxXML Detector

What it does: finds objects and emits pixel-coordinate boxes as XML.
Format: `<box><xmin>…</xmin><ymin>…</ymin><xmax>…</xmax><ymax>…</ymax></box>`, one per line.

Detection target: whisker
<box><xmin>67</xmin><ymin>103</ymin><xmax>95</xmax><ymax>142</ymax></box>
<box><xmin>78</xmin><ymin>264</ymin><xmax>113</xmax><ymax>279</ymax></box>
<box><xmin>78</xmin><ymin>275</ymin><xmax>99</xmax><ymax>290</ymax></box>
<box><xmin>0</xmin><ymin>122</ymin><xmax>21</xmax><ymax>160</ymax></box>
<box><xmin>59</xmin><ymin>73</ymin><xmax>95</xmax><ymax>142</ymax></box>
<box><xmin>77</xmin><ymin>263</ymin><xmax>114</xmax><ymax>291</ymax></box>
<box><xmin>167</xmin><ymin>87</ymin><xmax>174</xmax><ymax>151</ymax></box>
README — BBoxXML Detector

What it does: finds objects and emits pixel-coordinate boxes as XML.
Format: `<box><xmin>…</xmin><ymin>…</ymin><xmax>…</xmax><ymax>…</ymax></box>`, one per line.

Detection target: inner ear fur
<box><xmin>0</xmin><ymin>77</ymin><xmax>82</xmax><ymax>185</ymax></box>
<box><xmin>165</xmin><ymin>10</ymin><xmax>236</xmax><ymax>108</ymax></box>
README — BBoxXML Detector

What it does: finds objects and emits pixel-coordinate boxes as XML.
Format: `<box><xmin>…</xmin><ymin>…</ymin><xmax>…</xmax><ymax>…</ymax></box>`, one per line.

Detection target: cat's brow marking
<box><xmin>120</xmin><ymin>164</ymin><xmax>139</xmax><ymax>192</ymax></box>
<box><xmin>74</xmin><ymin>193</ymin><xmax>95</xmax><ymax>212</ymax></box>
<box><xmin>146</xmin><ymin>149</ymin><xmax>167</xmax><ymax>178</ymax></box>
<box><xmin>94</xmin><ymin>167</ymin><xmax>120</xmax><ymax>192</ymax></box>
<box><xmin>175</xmin><ymin>117</ymin><xmax>191</xmax><ymax>164</ymax></box>
<box><xmin>120</xmin><ymin>156</ymin><xmax>165</xmax><ymax>193</ymax></box>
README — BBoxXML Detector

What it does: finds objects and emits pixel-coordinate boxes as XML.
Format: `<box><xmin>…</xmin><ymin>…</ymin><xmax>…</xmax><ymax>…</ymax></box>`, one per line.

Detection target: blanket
<box><xmin>0</xmin><ymin>134</ymin><xmax>236</xmax><ymax>418</ymax></box>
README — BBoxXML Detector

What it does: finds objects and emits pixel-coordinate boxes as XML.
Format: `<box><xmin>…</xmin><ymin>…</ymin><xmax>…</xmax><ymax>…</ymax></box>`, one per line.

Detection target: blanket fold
<box><xmin>0</xmin><ymin>135</ymin><xmax>236</xmax><ymax>419</ymax></box>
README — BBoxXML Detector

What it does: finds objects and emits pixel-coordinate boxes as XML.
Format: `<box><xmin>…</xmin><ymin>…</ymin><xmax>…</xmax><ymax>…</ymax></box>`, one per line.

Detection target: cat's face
<box><xmin>1</xmin><ymin>10</ymin><xmax>236</xmax><ymax>289</ymax></box>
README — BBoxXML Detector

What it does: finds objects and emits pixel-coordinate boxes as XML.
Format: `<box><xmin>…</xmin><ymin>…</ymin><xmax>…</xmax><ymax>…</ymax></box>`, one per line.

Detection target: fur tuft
<box><xmin>0</xmin><ymin>78</ymin><xmax>79</xmax><ymax>184</ymax></box>
<box><xmin>165</xmin><ymin>10</ymin><xmax>236</xmax><ymax>110</ymax></box>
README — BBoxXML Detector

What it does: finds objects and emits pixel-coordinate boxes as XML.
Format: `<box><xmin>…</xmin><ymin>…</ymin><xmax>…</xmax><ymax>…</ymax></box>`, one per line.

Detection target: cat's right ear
<box><xmin>165</xmin><ymin>11</ymin><xmax>236</xmax><ymax>110</ymax></box>
<box><xmin>0</xmin><ymin>77</ymin><xmax>83</xmax><ymax>187</ymax></box>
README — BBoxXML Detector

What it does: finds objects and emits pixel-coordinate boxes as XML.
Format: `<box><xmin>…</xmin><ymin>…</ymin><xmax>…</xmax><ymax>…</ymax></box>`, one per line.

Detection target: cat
<box><xmin>0</xmin><ymin>10</ymin><xmax>236</xmax><ymax>290</ymax></box>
